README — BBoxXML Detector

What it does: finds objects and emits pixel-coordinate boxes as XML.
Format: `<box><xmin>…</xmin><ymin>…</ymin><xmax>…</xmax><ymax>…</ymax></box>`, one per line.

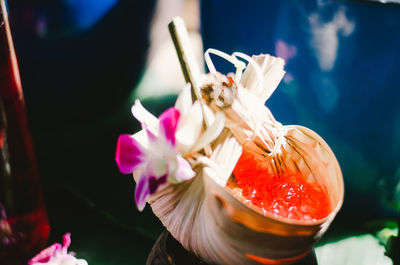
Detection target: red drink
<box><xmin>0</xmin><ymin>0</ymin><xmax>49</xmax><ymax>264</ymax></box>
<box><xmin>233</xmin><ymin>148</ymin><xmax>331</xmax><ymax>221</ymax></box>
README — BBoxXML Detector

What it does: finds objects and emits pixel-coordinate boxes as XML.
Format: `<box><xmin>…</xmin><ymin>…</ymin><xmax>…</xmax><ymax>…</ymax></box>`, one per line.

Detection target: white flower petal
<box><xmin>131</xmin><ymin>99</ymin><xmax>159</xmax><ymax>132</ymax></box>
<box><xmin>175</xmin><ymin>83</ymin><xmax>193</xmax><ymax>114</ymax></box>
<box><xmin>202</xmin><ymin>103</ymin><xmax>215</xmax><ymax>126</ymax></box>
<box><xmin>176</xmin><ymin>101</ymin><xmax>203</xmax><ymax>155</ymax></box>
<box><xmin>132</xmin><ymin>130</ymin><xmax>149</xmax><ymax>148</ymax></box>
<box><xmin>151</xmin><ymin>158</ymin><xmax>168</xmax><ymax>177</ymax></box>
<box><xmin>189</xmin><ymin>111</ymin><xmax>226</xmax><ymax>154</ymax></box>
<box><xmin>59</xmin><ymin>256</ymin><xmax>88</xmax><ymax>265</ymax></box>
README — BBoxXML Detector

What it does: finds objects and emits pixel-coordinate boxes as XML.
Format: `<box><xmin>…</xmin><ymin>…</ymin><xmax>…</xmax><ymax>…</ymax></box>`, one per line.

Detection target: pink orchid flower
<box><xmin>28</xmin><ymin>233</ymin><xmax>87</xmax><ymax>265</ymax></box>
<box><xmin>115</xmin><ymin>102</ymin><xmax>195</xmax><ymax>211</ymax></box>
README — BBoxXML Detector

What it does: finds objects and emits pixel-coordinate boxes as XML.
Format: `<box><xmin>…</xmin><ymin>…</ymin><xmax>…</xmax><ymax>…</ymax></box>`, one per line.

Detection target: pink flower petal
<box><xmin>159</xmin><ymin>107</ymin><xmax>180</xmax><ymax>146</ymax></box>
<box><xmin>61</xmin><ymin>233</ymin><xmax>71</xmax><ymax>255</ymax></box>
<box><xmin>28</xmin><ymin>243</ymin><xmax>62</xmax><ymax>264</ymax></box>
<box><xmin>115</xmin><ymin>134</ymin><xmax>143</xmax><ymax>174</ymax></box>
<box><xmin>135</xmin><ymin>174</ymin><xmax>150</xmax><ymax>211</ymax></box>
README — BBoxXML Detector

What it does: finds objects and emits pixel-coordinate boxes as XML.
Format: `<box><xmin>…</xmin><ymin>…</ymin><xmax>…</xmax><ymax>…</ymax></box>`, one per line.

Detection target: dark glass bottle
<box><xmin>0</xmin><ymin>0</ymin><xmax>49</xmax><ymax>264</ymax></box>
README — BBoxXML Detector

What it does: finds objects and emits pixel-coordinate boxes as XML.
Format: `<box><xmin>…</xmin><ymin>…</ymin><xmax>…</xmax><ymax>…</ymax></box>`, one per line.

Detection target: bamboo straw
<box><xmin>168</xmin><ymin>17</ymin><xmax>201</xmax><ymax>102</ymax></box>
<box><xmin>168</xmin><ymin>17</ymin><xmax>212</xmax><ymax>128</ymax></box>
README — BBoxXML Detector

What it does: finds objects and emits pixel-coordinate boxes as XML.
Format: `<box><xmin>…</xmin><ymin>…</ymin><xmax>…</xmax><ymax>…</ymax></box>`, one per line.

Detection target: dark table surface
<box><xmin>44</xmin><ymin>184</ymin><xmax>397</xmax><ymax>265</ymax></box>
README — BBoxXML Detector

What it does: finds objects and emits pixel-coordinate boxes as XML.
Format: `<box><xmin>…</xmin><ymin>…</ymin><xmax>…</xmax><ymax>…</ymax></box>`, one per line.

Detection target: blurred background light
<box><xmin>65</xmin><ymin>0</ymin><xmax>118</xmax><ymax>32</ymax></box>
